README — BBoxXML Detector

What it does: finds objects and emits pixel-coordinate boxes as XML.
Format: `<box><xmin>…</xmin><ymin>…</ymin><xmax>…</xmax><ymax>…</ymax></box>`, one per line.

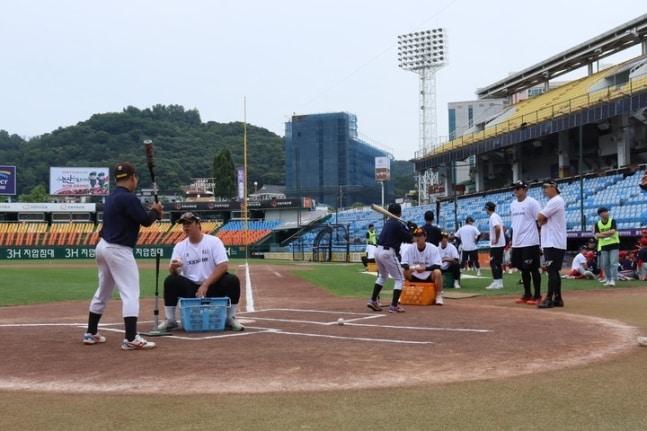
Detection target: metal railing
<box><xmin>415</xmin><ymin>74</ymin><xmax>647</xmax><ymax>159</ymax></box>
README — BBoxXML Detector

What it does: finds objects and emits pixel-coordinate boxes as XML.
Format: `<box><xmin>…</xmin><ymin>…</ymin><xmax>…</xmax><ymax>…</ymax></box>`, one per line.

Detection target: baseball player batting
<box><xmin>367</xmin><ymin>203</ymin><xmax>415</xmax><ymax>313</ymax></box>
<box><xmin>83</xmin><ymin>162</ymin><xmax>163</xmax><ymax>350</ymax></box>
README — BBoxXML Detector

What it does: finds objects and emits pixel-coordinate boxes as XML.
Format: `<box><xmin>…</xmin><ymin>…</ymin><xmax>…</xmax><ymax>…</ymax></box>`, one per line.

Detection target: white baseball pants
<box><xmin>375</xmin><ymin>246</ymin><xmax>404</xmax><ymax>291</ymax></box>
<box><xmin>89</xmin><ymin>239</ymin><xmax>140</xmax><ymax>317</ymax></box>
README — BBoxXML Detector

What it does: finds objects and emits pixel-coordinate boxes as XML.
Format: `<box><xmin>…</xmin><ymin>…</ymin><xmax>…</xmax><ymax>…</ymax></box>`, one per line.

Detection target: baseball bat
<box><xmin>143</xmin><ymin>139</ymin><xmax>158</xmax><ymax>203</ymax></box>
<box><xmin>370</xmin><ymin>204</ymin><xmax>408</xmax><ymax>227</ymax></box>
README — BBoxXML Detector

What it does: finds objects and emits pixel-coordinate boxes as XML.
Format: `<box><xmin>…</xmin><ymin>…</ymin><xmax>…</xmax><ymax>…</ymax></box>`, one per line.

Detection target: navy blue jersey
<box><xmin>378</xmin><ymin>219</ymin><xmax>413</xmax><ymax>253</ymax></box>
<box><xmin>422</xmin><ymin>223</ymin><xmax>442</xmax><ymax>246</ymax></box>
<box><xmin>100</xmin><ymin>186</ymin><xmax>159</xmax><ymax>248</ymax></box>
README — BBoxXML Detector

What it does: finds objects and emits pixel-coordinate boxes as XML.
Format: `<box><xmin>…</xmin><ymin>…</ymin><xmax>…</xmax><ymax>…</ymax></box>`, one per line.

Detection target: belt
<box><xmin>378</xmin><ymin>245</ymin><xmax>391</xmax><ymax>250</ymax></box>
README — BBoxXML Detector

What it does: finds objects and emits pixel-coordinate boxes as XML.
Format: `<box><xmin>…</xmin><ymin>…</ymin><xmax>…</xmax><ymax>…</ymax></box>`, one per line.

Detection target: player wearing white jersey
<box><xmin>485</xmin><ymin>202</ymin><xmax>506</xmax><ymax>290</ymax></box>
<box><xmin>510</xmin><ymin>180</ymin><xmax>543</xmax><ymax>305</ymax></box>
<box><xmin>439</xmin><ymin>232</ymin><xmax>461</xmax><ymax>289</ymax></box>
<box><xmin>455</xmin><ymin>218</ymin><xmax>481</xmax><ymax>275</ymax></box>
<box><xmin>537</xmin><ymin>181</ymin><xmax>567</xmax><ymax>308</ymax></box>
<box><xmin>157</xmin><ymin>212</ymin><xmax>244</xmax><ymax>331</ymax></box>
<box><xmin>400</xmin><ymin>228</ymin><xmax>444</xmax><ymax>305</ymax></box>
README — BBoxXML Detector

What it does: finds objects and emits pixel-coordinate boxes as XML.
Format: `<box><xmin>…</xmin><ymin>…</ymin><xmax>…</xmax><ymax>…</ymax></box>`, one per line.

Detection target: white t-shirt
<box><xmin>401</xmin><ymin>242</ymin><xmax>442</xmax><ymax>280</ymax></box>
<box><xmin>455</xmin><ymin>224</ymin><xmax>480</xmax><ymax>251</ymax></box>
<box><xmin>571</xmin><ymin>253</ymin><xmax>587</xmax><ymax>272</ymax></box>
<box><xmin>540</xmin><ymin>195</ymin><xmax>567</xmax><ymax>250</ymax></box>
<box><xmin>489</xmin><ymin>212</ymin><xmax>506</xmax><ymax>248</ymax></box>
<box><xmin>438</xmin><ymin>242</ymin><xmax>460</xmax><ymax>270</ymax></box>
<box><xmin>171</xmin><ymin>234</ymin><xmax>229</xmax><ymax>284</ymax></box>
<box><xmin>510</xmin><ymin>196</ymin><xmax>541</xmax><ymax>248</ymax></box>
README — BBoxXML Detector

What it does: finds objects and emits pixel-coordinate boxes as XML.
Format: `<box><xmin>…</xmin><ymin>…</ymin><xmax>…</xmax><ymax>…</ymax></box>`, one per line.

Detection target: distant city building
<box><xmin>448</xmin><ymin>99</ymin><xmax>507</xmax><ymax>139</ymax></box>
<box><xmin>285</xmin><ymin>112</ymin><xmax>391</xmax><ymax>207</ymax></box>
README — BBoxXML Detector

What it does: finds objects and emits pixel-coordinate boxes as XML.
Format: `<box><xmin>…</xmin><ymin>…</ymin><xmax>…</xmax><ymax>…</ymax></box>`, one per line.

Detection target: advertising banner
<box><xmin>375</xmin><ymin>157</ymin><xmax>391</xmax><ymax>182</ymax></box>
<box><xmin>237</xmin><ymin>167</ymin><xmax>245</xmax><ymax>200</ymax></box>
<box><xmin>0</xmin><ymin>165</ymin><xmax>16</xmax><ymax>195</ymax></box>
<box><xmin>50</xmin><ymin>167</ymin><xmax>110</xmax><ymax>196</ymax></box>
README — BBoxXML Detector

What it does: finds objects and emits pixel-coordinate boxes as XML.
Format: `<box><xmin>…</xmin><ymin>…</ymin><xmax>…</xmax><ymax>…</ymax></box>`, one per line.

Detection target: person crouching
<box><xmin>400</xmin><ymin>227</ymin><xmax>444</xmax><ymax>305</ymax></box>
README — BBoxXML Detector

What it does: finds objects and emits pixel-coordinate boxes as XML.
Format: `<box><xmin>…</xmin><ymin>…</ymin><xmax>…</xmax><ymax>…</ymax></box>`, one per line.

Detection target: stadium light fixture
<box><xmin>398</xmin><ymin>28</ymin><xmax>448</xmax><ymax>204</ymax></box>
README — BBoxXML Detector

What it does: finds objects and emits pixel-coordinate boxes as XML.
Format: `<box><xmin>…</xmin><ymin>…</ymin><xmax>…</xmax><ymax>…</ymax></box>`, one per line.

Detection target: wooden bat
<box><xmin>143</xmin><ymin>139</ymin><xmax>158</xmax><ymax>203</ymax></box>
<box><xmin>370</xmin><ymin>204</ymin><xmax>408</xmax><ymax>227</ymax></box>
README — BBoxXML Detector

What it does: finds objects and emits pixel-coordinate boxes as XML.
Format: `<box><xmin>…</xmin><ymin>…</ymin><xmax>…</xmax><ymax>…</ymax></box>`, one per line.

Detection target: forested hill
<box><xmin>0</xmin><ymin>104</ymin><xmax>415</xmax><ymax>198</ymax></box>
<box><xmin>0</xmin><ymin>105</ymin><xmax>284</xmax><ymax>195</ymax></box>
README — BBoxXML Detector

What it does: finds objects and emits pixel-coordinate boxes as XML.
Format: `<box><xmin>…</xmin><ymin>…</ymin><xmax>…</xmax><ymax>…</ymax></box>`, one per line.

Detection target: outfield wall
<box><xmin>0</xmin><ymin>246</ymin><xmax>254</xmax><ymax>260</ymax></box>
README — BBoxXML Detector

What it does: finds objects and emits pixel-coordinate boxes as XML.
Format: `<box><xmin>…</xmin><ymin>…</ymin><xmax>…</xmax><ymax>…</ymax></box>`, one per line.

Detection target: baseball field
<box><xmin>1</xmin><ymin>259</ymin><xmax>647</xmax><ymax>430</ymax></box>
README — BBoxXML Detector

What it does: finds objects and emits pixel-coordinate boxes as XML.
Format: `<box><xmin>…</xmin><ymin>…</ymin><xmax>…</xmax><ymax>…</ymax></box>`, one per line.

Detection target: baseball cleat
<box><xmin>453</xmin><ymin>280</ymin><xmax>461</xmax><ymax>289</ymax></box>
<box><xmin>435</xmin><ymin>295</ymin><xmax>444</xmax><ymax>306</ymax></box>
<box><xmin>553</xmin><ymin>297</ymin><xmax>564</xmax><ymax>307</ymax></box>
<box><xmin>121</xmin><ymin>335</ymin><xmax>156</xmax><ymax>351</ymax></box>
<box><xmin>538</xmin><ymin>298</ymin><xmax>555</xmax><ymax>309</ymax></box>
<box><xmin>226</xmin><ymin>318</ymin><xmax>245</xmax><ymax>332</ymax></box>
<box><xmin>525</xmin><ymin>296</ymin><xmax>542</xmax><ymax>306</ymax></box>
<box><xmin>367</xmin><ymin>300</ymin><xmax>382</xmax><ymax>311</ymax></box>
<box><xmin>638</xmin><ymin>337</ymin><xmax>647</xmax><ymax>347</ymax></box>
<box><xmin>515</xmin><ymin>296</ymin><xmax>532</xmax><ymax>304</ymax></box>
<box><xmin>82</xmin><ymin>332</ymin><xmax>106</xmax><ymax>345</ymax></box>
<box><xmin>156</xmin><ymin>320</ymin><xmax>179</xmax><ymax>332</ymax></box>
<box><xmin>388</xmin><ymin>305</ymin><xmax>405</xmax><ymax>313</ymax></box>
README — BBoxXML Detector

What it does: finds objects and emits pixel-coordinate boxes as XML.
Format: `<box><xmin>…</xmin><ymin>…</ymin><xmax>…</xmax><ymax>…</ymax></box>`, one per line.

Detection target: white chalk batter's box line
<box><xmin>0</xmin><ymin>309</ymin><xmax>491</xmax><ymax>345</ymax></box>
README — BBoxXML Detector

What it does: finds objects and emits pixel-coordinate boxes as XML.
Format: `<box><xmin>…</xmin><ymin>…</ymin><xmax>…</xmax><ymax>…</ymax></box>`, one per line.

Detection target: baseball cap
<box><xmin>511</xmin><ymin>180</ymin><xmax>528</xmax><ymax>189</ymax></box>
<box><xmin>484</xmin><ymin>201</ymin><xmax>496</xmax><ymax>211</ymax></box>
<box><xmin>424</xmin><ymin>210</ymin><xmax>435</xmax><ymax>222</ymax></box>
<box><xmin>542</xmin><ymin>180</ymin><xmax>560</xmax><ymax>193</ymax></box>
<box><xmin>412</xmin><ymin>227</ymin><xmax>426</xmax><ymax>237</ymax></box>
<box><xmin>177</xmin><ymin>212</ymin><xmax>201</xmax><ymax>224</ymax></box>
<box><xmin>597</xmin><ymin>207</ymin><xmax>609</xmax><ymax>215</ymax></box>
<box><xmin>465</xmin><ymin>216</ymin><xmax>475</xmax><ymax>223</ymax></box>
<box><xmin>114</xmin><ymin>162</ymin><xmax>136</xmax><ymax>180</ymax></box>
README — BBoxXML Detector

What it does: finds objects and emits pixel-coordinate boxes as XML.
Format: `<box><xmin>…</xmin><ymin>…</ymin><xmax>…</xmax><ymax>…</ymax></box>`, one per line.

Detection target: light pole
<box><xmin>398</xmin><ymin>28</ymin><xmax>447</xmax><ymax>204</ymax></box>
<box><xmin>253</xmin><ymin>181</ymin><xmax>258</xmax><ymax>195</ymax></box>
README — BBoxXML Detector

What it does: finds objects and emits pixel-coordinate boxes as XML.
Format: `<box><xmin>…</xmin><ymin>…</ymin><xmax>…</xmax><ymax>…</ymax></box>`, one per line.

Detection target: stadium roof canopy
<box><xmin>477</xmin><ymin>14</ymin><xmax>647</xmax><ymax>99</ymax></box>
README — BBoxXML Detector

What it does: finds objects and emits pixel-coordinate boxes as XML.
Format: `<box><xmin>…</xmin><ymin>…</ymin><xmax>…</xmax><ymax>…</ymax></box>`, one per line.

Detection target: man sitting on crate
<box><xmin>157</xmin><ymin>212</ymin><xmax>244</xmax><ymax>332</ymax></box>
<box><xmin>400</xmin><ymin>227</ymin><xmax>444</xmax><ymax>305</ymax></box>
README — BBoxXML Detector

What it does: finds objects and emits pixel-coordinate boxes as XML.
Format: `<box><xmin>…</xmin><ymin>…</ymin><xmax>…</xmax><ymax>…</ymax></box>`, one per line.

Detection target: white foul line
<box><xmin>246</xmin><ymin>326</ymin><xmax>434</xmax><ymax>345</ymax></box>
<box><xmin>245</xmin><ymin>262</ymin><xmax>255</xmax><ymax>312</ymax></box>
<box><xmin>344</xmin><ymin>322</ymin><xmax>491</xmax><ymax>333</ymax></box>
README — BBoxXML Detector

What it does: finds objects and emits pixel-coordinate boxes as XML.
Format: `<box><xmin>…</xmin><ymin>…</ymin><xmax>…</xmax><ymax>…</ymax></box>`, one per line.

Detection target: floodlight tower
<box><xmin>398</xmin><ymin>28</ymin><xmax>447</xmax><ymax>204</ymax></box>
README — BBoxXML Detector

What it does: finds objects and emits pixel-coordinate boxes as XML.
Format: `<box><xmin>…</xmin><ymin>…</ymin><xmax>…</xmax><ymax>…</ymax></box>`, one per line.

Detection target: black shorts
<box><xmin>511</xmin><ymin>245</ymin><xmax>541</xmax><ymax>270</ymax></box>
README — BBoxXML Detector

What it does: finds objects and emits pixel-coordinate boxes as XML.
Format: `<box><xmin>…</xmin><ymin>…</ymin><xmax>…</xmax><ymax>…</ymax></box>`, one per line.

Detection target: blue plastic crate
<box><xmin>179</xmin><ymin>297</ymin><xmax>230</xmax><ymax>333</ymax></box>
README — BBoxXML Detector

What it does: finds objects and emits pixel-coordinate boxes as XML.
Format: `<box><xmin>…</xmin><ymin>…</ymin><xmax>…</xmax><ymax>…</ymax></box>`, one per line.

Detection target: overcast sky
<box><xmin>0</xmin><ymin>1</ymin><xmax>644</xmax><ymax>159</ymax></box>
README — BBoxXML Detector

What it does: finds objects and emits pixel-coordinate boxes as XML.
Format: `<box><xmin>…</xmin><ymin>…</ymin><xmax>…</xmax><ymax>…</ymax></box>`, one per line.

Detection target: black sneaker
<box><xmin>538</xmin><ymin>298</ymin><xmax>555</xmax><ymax>309</ymax></box>
<box><xmin>553</xmin><ymin>297</ymin><xmax>564</xmax><ymax>307</ymax></box>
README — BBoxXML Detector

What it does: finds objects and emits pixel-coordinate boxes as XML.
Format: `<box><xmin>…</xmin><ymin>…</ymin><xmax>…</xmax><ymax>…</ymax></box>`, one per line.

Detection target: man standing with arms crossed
<box><xmin>83</xmin><ymin>162</ymin><xmax>163</xmax><ymax>350</ymax></box>
<box><xmin>509</xmin><ymin>181</ymin><xmax>543</xmax><ymax>304</ymax></box>
<box><xmin>455</xmin><ymin>216</ymin><xmax>481</xmax><ymax>275</ymax></box>
<box><xmin>537</xmin><ymin>180</ymin><xmax>567</xmax><ymax>308</ymax></box>
<box><xmin>485</xmin><ymin>202</ymin><xmax>506</xmax><ymax>290</ymax></box>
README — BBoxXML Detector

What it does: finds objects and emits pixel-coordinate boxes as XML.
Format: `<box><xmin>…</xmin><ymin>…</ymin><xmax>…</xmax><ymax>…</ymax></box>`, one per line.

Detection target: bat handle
<box><xmin>152</xmin><ymin>181</ymin><xmax>159</xmax><ymax>203</ymax></box>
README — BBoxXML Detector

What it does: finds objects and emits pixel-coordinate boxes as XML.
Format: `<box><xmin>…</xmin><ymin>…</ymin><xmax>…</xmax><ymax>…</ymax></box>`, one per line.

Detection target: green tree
<box><xmin>18</xmin><ymin>184</ymin><xmax>49</xmax><ymax>202</ymax></box>
<box><xmin>213</xmin><ymin>149</ymin><xmax>236</xmax><ymax>199</ymax></box>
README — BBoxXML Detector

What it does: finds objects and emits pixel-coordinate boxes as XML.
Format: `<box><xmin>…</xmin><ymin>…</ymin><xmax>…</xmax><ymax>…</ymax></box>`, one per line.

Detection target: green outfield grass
<box><xmin>0</xmin><ymin>260</ymin><xmax>236</xmax><ymax>306</ymax></box>
<box><xmin>291</xmin><ymin>263</ymin><xmax>646</xmax><ymax>298</ymax></box>
<box><xmin>1</xmin><ymin>259</ymin><xmax>644</xmax><ymax>306</ymax></box>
